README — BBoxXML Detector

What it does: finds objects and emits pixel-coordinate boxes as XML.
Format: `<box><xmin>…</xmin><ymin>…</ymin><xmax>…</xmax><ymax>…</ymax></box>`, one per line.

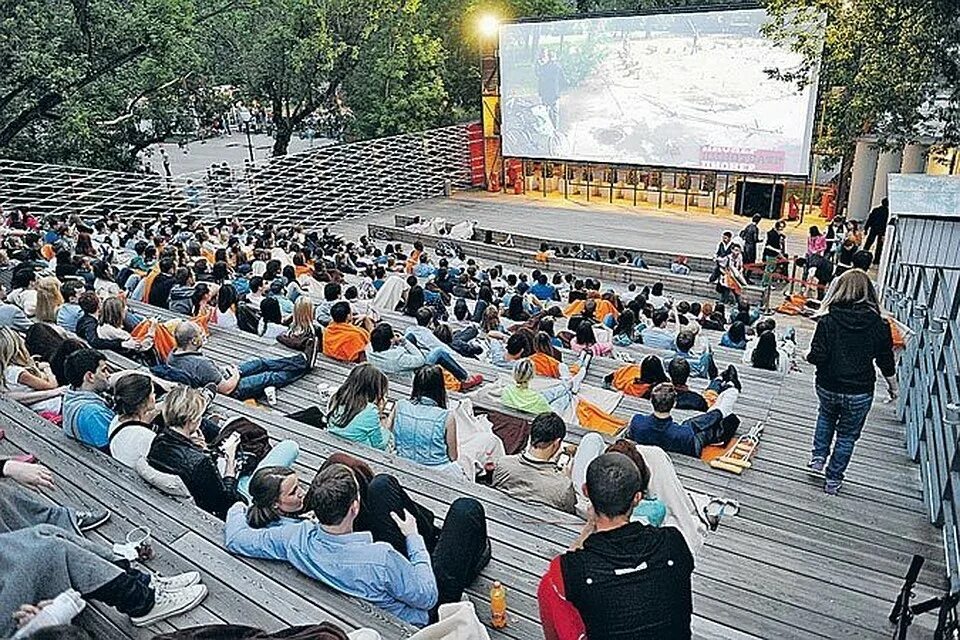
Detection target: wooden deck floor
<box><xmin>0</xmin><ymin>201</ymin><xmax>942</xmax><ymax>639</ymax></box>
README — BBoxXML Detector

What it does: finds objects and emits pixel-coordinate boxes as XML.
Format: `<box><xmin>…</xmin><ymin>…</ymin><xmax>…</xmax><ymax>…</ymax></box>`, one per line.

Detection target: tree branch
<box><xmin>97</xmin><ymin>72</ymin><xmax>192</xmax><ymax>127</ymax></box>
<box><xmin>0</xmin><ymin>43</ymin><xmax>148</xmax><ymax>147</ymax></box>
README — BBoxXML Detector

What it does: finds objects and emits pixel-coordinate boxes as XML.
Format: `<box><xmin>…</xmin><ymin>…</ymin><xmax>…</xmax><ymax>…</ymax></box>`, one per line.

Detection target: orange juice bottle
<box><xmin>490</xmin><ymin>581</ymin><xmax>508</xmax><ymax>628</ymax></box>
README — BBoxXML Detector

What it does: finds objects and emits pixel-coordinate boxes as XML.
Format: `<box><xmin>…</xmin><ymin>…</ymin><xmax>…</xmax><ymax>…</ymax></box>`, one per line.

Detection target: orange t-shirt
<box><xmin>530</xmin><ymin>352</ymin><xmax>580</xmax><ymax>379</ymax></box>
<box><xmin>322</xmin><ymin>322</ymin><xmax>370</xmax><ymax>362</ymax></box>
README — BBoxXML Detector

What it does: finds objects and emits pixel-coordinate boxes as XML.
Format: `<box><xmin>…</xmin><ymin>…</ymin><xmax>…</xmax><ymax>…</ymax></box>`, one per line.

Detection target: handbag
<box><xmin>209</xmin><ymin>416</ymin><xmax>272</xmax><ymax>477</ymax></box>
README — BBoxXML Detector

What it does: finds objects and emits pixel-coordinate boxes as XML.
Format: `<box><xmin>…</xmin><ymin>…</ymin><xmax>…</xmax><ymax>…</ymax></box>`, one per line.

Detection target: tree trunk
<box><xmin>272</xmin><ymin>119</ymin><xmax>292</xmax><ymax>157</ymax></box>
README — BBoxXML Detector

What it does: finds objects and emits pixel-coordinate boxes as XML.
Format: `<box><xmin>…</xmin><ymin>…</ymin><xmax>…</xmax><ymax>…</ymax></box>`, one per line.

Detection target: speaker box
<box><xmin>735</xmin><ymin>181</ymin><xmax>784</xmax><ymax>219</ymax></box>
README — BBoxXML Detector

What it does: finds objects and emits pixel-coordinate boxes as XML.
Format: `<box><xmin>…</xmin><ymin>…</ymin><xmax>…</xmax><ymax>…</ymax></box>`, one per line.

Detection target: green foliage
<box><xmin>763</xmin><ymin>0</ymin><xmax>960</xmax><ymax>162</ymax></box>
<box><xmin>0</xmin><ymin>0</ymin><xmax>214</xmax><ymax>169</ymax></box>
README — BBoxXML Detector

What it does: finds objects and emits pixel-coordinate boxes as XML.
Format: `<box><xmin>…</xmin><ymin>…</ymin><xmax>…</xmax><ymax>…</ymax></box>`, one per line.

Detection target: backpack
<box><xmin>286</xmin><ymin>406</ymin><xmax>328</xmax><ymax>429</ymax></box>
<box><xmin>210</xmin><ymin>416</ymin><xmax>272</xmax><ymax>477</ymax></box>
<box><xmin>237</xmin><ymin>303</ymin><xmax>261</xmax><ymax>334</ymax></box>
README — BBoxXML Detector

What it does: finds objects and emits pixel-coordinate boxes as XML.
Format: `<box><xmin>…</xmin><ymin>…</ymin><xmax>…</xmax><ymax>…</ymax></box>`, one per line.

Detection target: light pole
<box><xmin>239</xmin><ymin>106</ymin><xmax>255</xmax><ymax>163</ymax></box>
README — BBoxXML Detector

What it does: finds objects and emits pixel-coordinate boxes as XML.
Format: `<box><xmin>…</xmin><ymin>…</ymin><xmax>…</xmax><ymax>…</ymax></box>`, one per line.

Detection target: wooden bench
<box><xmin>118</xmin><ymin>297</ymin><xmax>948</xmax><ymax>637</ymax></box>
<box><xmin>367</xmin><ymin>222</ymin><xmax>764</xmax><ymax>305</ymax></box>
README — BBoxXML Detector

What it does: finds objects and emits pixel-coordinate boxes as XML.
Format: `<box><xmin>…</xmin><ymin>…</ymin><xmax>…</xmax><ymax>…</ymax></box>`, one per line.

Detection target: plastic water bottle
<box><xmin>490</xmin><ymin>581</ymin><xmax>508</xmax><ymax>628</ymax></box>
<box><xmin>482</xmin><ymin>451</ymin><xmax>495</xmax><ymax>485</ymax></box>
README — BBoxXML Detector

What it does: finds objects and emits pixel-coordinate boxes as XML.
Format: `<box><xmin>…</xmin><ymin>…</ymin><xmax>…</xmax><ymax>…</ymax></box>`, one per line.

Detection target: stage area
<box><xmin>339</xmin><ymin>192</ymin><xmax>815</xmax><ymax>260</ymax></box>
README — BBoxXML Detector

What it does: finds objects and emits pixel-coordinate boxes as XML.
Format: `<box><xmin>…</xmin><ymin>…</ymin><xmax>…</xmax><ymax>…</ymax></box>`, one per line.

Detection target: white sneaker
<box><xmin>131</xmin><ymin>583</ymin><xmax>207</xmax><ymax>627</ymax></box>
<box><xmin>150</xmin><ymin>571</ymin><xmax>201</xmax><ymax>592</ymax></box>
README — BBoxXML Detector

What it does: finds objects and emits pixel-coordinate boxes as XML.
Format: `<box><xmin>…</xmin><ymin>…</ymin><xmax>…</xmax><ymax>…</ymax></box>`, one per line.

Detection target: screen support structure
<box><xmin>480</xmin><ymin>34</ymin><xmax>504</xmax><ymax>193</ymax></box>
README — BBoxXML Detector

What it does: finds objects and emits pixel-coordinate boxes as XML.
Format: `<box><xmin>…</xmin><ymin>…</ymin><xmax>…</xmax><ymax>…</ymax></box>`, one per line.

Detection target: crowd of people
<box><xmin>0</xmin><ymin>202</ymin><xmax>898</xmax><ymax>638</ymax></box>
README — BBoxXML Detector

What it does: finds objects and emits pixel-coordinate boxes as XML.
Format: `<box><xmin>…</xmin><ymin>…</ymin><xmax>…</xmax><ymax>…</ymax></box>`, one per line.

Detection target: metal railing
<box><xmin>0</xmin><ymin>123</ymin><xmax>479</xmax><ymax>228</ymax></box>
<box><xmin>885</xmin><ymin>263</ymin><xmax>960</xmax><ymax>591</ymax></box>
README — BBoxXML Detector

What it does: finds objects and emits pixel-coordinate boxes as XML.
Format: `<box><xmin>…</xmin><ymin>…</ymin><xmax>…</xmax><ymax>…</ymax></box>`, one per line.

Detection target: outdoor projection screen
<box><xmin>498</xmin><ymin>8</ymin><xmax>818</xmax><ymax>176</ymax></box>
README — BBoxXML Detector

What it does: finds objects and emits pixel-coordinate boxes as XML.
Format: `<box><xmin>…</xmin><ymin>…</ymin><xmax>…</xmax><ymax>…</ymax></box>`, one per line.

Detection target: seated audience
<box><xmin>569</xmin><ymin>323</ymin><xmax>613</xmax><ymax>357</ymax></box>
<box><xmin>637</xmin><ymin>309</ymin><xmax>675</xmax><ymax>350</ymax></box>
<box><xmin>0</xmin><ymin>285</ymin><xmax>33</xmax><ymax>332</ymax></box>
<box><xmin>403</xmin><ymin>308</ymin><xmax>483</xmax><ymax>390</ymax></box>
<box><xmin>0</xmin><ymin>327</ymin><xmax>63</xmax><ymax>415</ymax></box>
<box><xmin>56</xmin><ymin>281</ymin><xmax>84</xmax><ymax>333</ymax></box>
<box><xmin>720</xmin><ymin>320</ymin><xmax>748</xmax><ymax>350</ymax></box>
<box><xmin>225</xmin><ymin>462</ymin><xmax>489</xmax><ymax>627</ymax></box>
<box><xmin>491</xmin><ymin>412</ymin><xmax>577</xmax><ymax>514</ymax></box>
<box><xmin>322</xmin><ymin>301</ymin><xmax>373</xmax><ymax>363</ymax></box>
<box><xmin>391</xmin><ymin>366</ymin><xmax>463</xmax><ymax>478</ymax></box>
<box><xmin>61</xmin><ymin>349</ymin><xmax>114</xmax><ymax>450</ymax></box>
<box><xmin>147</xmin><ymin>385</ymin><xmax>298</xmax><ymax>518</ymax></box>
<box><xmin>34</xmin><ymin>276</ymin><xmax>63</xmax><ymax>324</ymax></box>
<box><xmin>107</xmin><ymin>372</ymin><xmax>190</xmax><ymax>496</ymax></box>
<box><xmin>368</xmin><ymin>322</ymin><xmax>482</xmax><ymax>392</ymax></box>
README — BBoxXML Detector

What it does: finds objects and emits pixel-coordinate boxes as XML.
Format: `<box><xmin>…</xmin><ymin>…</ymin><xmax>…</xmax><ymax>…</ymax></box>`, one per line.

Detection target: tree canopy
<box><xmin>1</xmin><ymin>0</ymin><xmax>957</xmax><ymax>169</ymax></box>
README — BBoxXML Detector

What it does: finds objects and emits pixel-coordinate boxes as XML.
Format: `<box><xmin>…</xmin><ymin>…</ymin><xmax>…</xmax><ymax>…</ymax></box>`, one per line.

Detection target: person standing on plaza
<box><xmin>806</xmin><ymin>270</ymin><xmax>897</xmax><ymax>495</ymax></box>
<box><xmin>739</xmin><ymin>215</ymin><xmax>761</xmax><ymax>283</ymax></box>
<box><xmin>863</xmin><ymin>198</ymin><xmax>889</xmax><ymax>264</ymax></box>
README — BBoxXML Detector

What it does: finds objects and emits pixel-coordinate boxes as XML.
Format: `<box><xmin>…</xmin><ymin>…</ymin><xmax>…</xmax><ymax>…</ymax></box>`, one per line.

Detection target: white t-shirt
<box><xmin>4</xmin><ymin>365</ymin><xmax>62</xmax><ymax>413</ymax></box>
<box><xmin>214</xmin><ymin>307</ymin><xmax>238</xmax><ymax>330</ymax></box>
<box><xmin>108</xmin><ymin>416</ymin><xmax>157</xmax><ymax>468</ymax></box>
<box><xmin>259</xmin><ymin>321</ymin><xmax>285</xmax><ymax>339</ymax></box>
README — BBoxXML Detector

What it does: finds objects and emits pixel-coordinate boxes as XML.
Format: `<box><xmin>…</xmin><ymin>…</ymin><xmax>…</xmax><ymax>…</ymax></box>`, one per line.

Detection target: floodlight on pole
<box><xmin>478</xmin><ymin>14</ymin><xmax>500</xmax><ymax>40</ymax></box>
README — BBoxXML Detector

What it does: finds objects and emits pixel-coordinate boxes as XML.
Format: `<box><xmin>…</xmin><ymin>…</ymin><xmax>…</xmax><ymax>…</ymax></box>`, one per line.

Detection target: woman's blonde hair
<box><xmin>513</xmin><ymin>358</ymin><xmax>535</xmax><ymax>386</ymax></box>
<box><xmin>100</xmin><ymin>296</ymin><xmax>126</xmax><ymax>328</ymax></box>
<box><xmin>161</xmin><ymin>385</ymin><xmax>206</xmax><ymax>430</ymax></box>
<box><xmin>327</xmin><ymin>364</ymin><xmax>387</xmax><ymax>428</ymax></box>
<box><xmin>290</xmin><ymin>297</ymin><xmax>314</xmax><ymax>335</ymax></box>
<box><xmin>818</xmin><ymin>269</ymin><xmax>879</xmax><ymax>317</ymax></box>
<box><xmin>0</xmin><ymin>327</ymin><xmax>38</xmax><ymax>389</ymax></box>
<box><xmin>34</xmin><ymin>276</ymin><xmax>64</xmax><ymax>323</ymax></box>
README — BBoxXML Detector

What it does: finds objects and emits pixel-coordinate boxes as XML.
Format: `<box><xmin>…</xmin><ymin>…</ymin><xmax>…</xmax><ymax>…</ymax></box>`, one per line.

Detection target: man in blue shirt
<box><xmin>61</xmin><ymin>349</ymin><xmax>115</xmax><ymax>451</ymax></box>
<box><xmin>224</xmin><ymin>464</ymin><xmax>490</xmax><ymax>626</ymax></box>
<box><xmin>56</xmin><ymin>281</ymin><xmax>85</xmax><ymax>333</ymax></box>
<box><xmin>628</xmin><ymin>382</ymin><xmax>740</xmax><ymax>457</ymax></box>
<box><xmin>529</xmin><ymin>274</ymin><xmax>558</xmax><ymax>302</ymax></box>
<box><xmin>638</xmin><ymin>309</ymin><xmax>677</xmax><ymax>351</ymax></box>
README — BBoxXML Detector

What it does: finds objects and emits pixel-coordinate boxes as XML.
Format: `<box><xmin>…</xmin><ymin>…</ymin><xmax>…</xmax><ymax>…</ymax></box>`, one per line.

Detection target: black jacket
<box><xmin>807</xmin><ymin>303</ymin><xmax>896</xmax><ymax>395</ymax></box>
<box><xmin>76</xmin><ymin>313</ymin><xmax>124</xmax><ymax>352</ymax></box>
<box><xmin>562</xmin><ymin>522</ymin><xmax>693</xmax><ymax>639</ymax></box>
<box><xmin>147</xmin><ymin>428</ymin><xmax>242</xmax><ymax>519</ymax></box>
<box><xmin>148</xmin><ymin>272</ymin><xmax>176</xmax><ymax>308</ymax></box>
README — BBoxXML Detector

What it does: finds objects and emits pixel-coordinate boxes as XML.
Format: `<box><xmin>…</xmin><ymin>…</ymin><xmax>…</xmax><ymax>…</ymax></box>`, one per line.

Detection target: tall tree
<box><xmin>0</xmin><ymin>0</ymin><xmax>231</xmax><ymax>169</ymax></box>
<box><xmin>763</xmin><ymin>0</ymin><xmax>960</xmax><ymax>163</ymax></box>
<box><xmin>212</xmin><ymin>0</ymin><xmax>419</xmax><ymax>156</ymax></box>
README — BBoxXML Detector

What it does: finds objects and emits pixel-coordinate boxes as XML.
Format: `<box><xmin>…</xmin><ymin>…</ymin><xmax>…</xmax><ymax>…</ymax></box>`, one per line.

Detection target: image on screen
<box><xmin>498</xmin><ymin>8</ymin><xmax>818</xmax><ymax>176</ymax></box>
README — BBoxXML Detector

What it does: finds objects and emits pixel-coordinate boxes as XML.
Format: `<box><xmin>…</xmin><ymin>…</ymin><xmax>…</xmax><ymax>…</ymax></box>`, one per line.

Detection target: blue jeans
<box><xmin>426</xmin><ymin>347</ymin><xmax>468</xmax><ymax>381</ymax></box>
<box><xmin>812</xmin><ymin>386</ymin><xmax>873</xmax><ymax>482</ymax></box>
<box><xmin>237</xmin><ymin>440</ymin><xmax>300</xmax><ymax>498</ymax></box>
<box><xmin>233</xmin><ymin>354</ymin><xmax>308</xmax><ymax>400</ymax></box>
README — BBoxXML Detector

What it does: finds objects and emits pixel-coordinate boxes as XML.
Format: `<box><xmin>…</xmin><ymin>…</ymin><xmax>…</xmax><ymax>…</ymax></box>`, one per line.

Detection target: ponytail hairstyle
<box><xmin>112</xmin><ymin>372</ymin><xmax>154</xmax><ymax>417</ymax></box>
<box><xmin>247</xmin><ymin>466</ymin><xmax>298</xmax><ymax>528</ymax></box>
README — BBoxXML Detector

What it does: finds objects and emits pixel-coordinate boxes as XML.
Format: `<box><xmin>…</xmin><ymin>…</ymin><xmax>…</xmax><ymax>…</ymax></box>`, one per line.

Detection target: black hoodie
<box><xmin>561</xmin><ymin>522</ymin><xmax>693</xmax><ymax>639</ymax></box>
<box><xmin>807</xmin><ymin>303</ymin><xmax>895</xmax><ymax>395</ymax></box>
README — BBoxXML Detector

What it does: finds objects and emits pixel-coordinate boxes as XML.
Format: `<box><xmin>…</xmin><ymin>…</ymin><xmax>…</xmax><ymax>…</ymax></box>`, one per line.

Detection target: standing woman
<box><xmin>806</xmin><ymin>270</ymin><xmax>897</xmax><ymax>495</ymax></box>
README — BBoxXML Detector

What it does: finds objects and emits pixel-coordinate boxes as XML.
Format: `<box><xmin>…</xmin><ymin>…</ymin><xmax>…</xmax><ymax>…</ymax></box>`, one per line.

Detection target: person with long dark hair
<box><xmin>390</xmin><ymin>365</ymin><xmax>463</xmax><ymax>478</ymax></box>
<box><xmin>806</xmin><ymin>269</ymin><xmax>897</xmax><ymax>495</ymax></box>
